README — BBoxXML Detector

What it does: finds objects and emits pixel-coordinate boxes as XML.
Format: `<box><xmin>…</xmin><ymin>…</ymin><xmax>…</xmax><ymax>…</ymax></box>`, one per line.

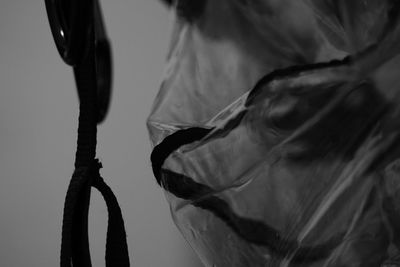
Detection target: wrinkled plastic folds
<box><xmin>147</xmin><ymin>1</ymin><xmax>400</xmax><ymax>266</ymax></box>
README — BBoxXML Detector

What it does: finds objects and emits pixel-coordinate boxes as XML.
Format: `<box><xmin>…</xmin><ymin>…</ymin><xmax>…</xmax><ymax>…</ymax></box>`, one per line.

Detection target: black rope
<box><xmin>61</xmin><ymin>160</ymin><xmax>130</xmax><ymax>267</ymax></box>
<box><xmin>92</xmin><ymin>169</ymin><xmax>130</xmax><ymax>266</ymax></box>
<box><xmin>60</xmin><ymin>22</ymin><xmax>130</xmax><ymax>267</ymax></box>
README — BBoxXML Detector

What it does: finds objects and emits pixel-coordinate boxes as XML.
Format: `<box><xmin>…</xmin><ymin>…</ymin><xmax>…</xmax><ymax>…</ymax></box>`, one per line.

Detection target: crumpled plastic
<box><xmin>147</xmin><ymin>1</ymin><xmax>400</xmax><ymax>266</ymax></box>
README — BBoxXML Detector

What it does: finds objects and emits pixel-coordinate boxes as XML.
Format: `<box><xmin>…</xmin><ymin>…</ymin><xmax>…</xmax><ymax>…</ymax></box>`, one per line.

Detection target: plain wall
<box><xmin>0</xmin><ymin>0</ymin><xmax>203</xmax><ymax>266</ymax></box>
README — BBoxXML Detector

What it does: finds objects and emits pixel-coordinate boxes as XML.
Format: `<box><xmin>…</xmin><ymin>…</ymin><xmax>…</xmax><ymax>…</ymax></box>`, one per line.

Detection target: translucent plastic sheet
<box><xmin>147</xmin><ymin>1</ymin><xmax>400</xmax><ymax>266</ymax></box>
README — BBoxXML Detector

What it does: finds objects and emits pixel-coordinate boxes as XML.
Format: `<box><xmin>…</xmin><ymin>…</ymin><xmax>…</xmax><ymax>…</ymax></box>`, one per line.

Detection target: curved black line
<box><xmin>151</xmin><ymin>127</ymin><xmax>213</xmax><ymax>185</ymax></box>
<box><xmin>160</xmin><ymin>168</ymin><xmax>343</xmax><ymax>263</ymax></box>
<box><xmin>151</xmin><ymin>128</ymin><xmax>343</xmax><ymax>263</ymax></box>
<box><xmin>245</xmin><ymin>56</ymin><xmax>351</xmax><ymax>107</ymax></box>
<box><xmin>149</xmin><ymin>59</ymin><xmax>362</xmax><ymax>263</ymax></box>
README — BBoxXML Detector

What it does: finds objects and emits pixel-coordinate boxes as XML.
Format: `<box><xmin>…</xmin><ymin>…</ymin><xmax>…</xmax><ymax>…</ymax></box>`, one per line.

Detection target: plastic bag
<box><xmin>147</xmin><ymin>1</ymin><xmax>400</xmax><ymax>266</ymax></box>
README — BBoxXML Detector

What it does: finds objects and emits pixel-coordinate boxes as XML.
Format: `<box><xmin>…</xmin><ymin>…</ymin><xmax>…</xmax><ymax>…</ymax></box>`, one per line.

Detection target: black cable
<box><xmin>59</xmin><ymin>13</ymin><xmax>130</xmax><ymax>267</ymax></box>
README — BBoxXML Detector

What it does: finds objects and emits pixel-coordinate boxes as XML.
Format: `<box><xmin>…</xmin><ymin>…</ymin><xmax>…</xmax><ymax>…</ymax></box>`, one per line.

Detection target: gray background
<box><xmin>0</xmin><ymin>0</ymin><xmax>203</xmax><ymax>266</ymax></box>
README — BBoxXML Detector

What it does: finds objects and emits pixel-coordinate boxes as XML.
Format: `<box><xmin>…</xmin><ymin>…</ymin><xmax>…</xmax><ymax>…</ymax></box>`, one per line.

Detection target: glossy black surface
<box><xmin>44</xmin><ymin>0</ymin><xmax>112</xmax><ymax>123</ymax></box>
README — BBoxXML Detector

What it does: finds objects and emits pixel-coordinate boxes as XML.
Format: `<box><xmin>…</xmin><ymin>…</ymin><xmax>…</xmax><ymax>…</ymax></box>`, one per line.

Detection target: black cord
<box><xmin>59</xmin><ymin>20</ymin><xmax>130</xmax><ymax>267</ymax></box>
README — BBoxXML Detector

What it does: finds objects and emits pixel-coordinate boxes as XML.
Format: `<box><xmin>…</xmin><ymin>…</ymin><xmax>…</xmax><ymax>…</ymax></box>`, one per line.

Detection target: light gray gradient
<box><xmin>0</xmin><ymin>1</ymin><xmax>203</xmax><ymax>266</ymax></box>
